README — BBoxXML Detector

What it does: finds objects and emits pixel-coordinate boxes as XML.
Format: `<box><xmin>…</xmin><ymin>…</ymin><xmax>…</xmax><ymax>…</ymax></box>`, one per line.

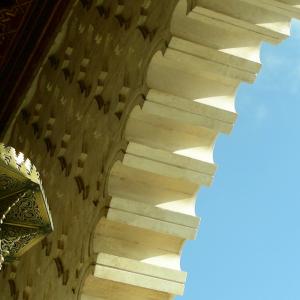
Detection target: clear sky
<box><xmin>178</xmin><ymin>20</ymin><xmax>300</xmax><ymax>300</ymax></box>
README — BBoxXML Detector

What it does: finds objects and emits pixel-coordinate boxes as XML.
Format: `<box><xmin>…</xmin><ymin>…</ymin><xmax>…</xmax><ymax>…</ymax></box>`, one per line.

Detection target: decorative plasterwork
<box><xmin>1</xmin><ymin>0</ymin><xmax>300</xmax><ymax>299</ymax></box>
<box><xmin>0</xmin><ymin>1</ymin><xmax>179</xmax><ymax>299</ymax></box>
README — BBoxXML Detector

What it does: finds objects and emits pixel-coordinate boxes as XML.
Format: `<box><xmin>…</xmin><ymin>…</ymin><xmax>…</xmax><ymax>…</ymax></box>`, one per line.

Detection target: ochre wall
<box><xmin>0</xmin><ymin>1</ymin><xmax>178</xmax><ymax>299</ymax></box>
<box><xmin>1</xmin><ymin>0</ymin><xmax>300</xmax><ymax>299</ymax></box>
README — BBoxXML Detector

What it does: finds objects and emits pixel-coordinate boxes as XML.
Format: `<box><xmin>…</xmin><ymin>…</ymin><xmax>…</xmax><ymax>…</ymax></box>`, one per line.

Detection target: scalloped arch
<box><xmin>79</xmin><ymin>0</ymin><xmax>300</xmax><ymax>299</ymax></box>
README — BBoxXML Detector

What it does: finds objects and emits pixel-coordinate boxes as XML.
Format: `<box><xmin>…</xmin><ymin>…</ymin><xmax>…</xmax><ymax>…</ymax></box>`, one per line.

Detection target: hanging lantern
<box><xmin>0</xmin><ymin>143</ymin><xmax>53</xmax><ymax>270</ymax></box>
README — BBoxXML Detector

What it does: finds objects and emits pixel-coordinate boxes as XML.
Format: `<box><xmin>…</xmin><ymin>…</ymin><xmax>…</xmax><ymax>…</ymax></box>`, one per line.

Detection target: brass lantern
<box><xmin>0</xmin><ymin>144</ymin><xmax>53</xmax><ymax>269</ymax></box>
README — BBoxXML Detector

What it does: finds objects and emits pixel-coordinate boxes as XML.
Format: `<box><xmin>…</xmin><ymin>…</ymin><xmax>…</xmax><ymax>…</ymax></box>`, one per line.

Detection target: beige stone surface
<box><xmin>1</xmin><ymin>0</ymin><xmax>300</xmax><ymax>299</ymax></box>
<box><xmin>0</xmin><ymin>0</ymin><xmax>178</xmax><ymax>299</ymax></box>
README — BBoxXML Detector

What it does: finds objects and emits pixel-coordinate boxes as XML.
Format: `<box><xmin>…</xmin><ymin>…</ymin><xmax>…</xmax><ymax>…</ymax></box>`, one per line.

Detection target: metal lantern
<box><xmin>0</xmin><ymin>143</ymin><xmax>53</xmax><ymax>270</ymax></box>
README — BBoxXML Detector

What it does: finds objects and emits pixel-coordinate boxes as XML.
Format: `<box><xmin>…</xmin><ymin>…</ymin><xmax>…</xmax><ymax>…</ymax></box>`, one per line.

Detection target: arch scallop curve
<box><xmin>1</xmin><ymin>0</ymin><xmax>300</xmax><ymax>299</ymax></box>
<box><xmin>80</xmin><ymin>0</ymin><xmax>300</xmax><ymax>299</ymax></box>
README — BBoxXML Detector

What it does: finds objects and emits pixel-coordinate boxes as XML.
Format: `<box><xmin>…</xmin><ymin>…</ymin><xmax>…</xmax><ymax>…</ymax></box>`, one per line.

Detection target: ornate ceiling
<box><xmin>0</xmin><ymin>1</ymin><xmax>34</xmax><ymax>69</ymax></box>
<box><xmin>0</xmin><ymin>0</ymin><xmax>70</xmax><ymax>137</ymax></box>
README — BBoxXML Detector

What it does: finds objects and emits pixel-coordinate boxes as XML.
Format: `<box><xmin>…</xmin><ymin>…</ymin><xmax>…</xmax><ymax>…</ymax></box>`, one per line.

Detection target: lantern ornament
<box><xmin>0</xmin><ymin>143</ymin><xmax>53</xmax><ymax>270</ymax></box>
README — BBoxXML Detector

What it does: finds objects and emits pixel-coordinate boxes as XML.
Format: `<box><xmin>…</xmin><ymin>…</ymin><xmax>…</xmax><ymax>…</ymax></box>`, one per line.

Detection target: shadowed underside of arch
<box><xmin>1</xmin><ymin>0</ymin><xmax>300</xmax><ymax>299</ymax></box>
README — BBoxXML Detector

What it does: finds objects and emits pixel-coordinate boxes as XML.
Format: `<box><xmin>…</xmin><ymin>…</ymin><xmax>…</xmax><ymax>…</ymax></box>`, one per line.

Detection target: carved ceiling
<box><xmin>0</xmin><ymin>1</ymin><xmax>34</xmax><ymax>68</ymax></box>
<box><xmin>0</xmin><ymin>0</ymin><xmax>70</xmax><ymax>137</ymax></box>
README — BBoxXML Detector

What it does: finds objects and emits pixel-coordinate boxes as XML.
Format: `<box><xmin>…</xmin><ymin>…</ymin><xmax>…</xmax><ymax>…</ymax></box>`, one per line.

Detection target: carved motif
<box><xmin>4</xmin><ymin>190</ymin><xmax>44</xmax><ymax>227</ymax></box>
<box><xmin>0</xmin><ymin>174</ymin><xmax>21</xmax><ymax>192</ymax></box>
<box><xmin>0</xmin><ymin>0</ymin><xmax>179</xmax><ymax>298</ymax></box>
<box><xmin>0</xmin><ymin>144</ymin><xmax>53</xmax><ymax>271</ymax></box>
<box><xmin>0</xmin><ymin>225</ymin><xmax>41</xmax><ymax>259</ymax></box>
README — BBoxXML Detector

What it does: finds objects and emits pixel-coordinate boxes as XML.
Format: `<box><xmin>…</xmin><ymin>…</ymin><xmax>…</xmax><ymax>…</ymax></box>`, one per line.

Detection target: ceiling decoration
<box><xmin>0</xmin><ymin>0</ymin><xmax>34</xmax><ymax>68</ymax></box>
<box><xmin>0</xmin><ymin>0</ymin><xmax>70</xmax><ymax>138</ymax></box>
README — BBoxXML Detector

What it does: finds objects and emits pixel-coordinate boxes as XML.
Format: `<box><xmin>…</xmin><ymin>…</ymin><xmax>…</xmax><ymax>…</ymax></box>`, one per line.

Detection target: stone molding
<box><xmin>82</xmin><ymin>0</ymin><xmax>300</xmax><ymax>299</ymax></box>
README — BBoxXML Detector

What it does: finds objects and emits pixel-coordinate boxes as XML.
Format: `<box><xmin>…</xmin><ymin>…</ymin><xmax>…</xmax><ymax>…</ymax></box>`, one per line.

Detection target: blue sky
<box><xmin>179</xmin><ymin>20</ymin><xmax>300</xmax><ymax>300</ymax></box>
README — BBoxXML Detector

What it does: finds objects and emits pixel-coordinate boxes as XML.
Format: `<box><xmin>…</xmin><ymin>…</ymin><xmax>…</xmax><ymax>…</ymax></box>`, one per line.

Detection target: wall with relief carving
<box><xmin>0</xmin><ymin>0</ymin><xmax>177</xmax><ymax>299</ymax></box>
<box><xmin>1</xmin><ymin>0</ymin><xmax>300</xmax><ymax>299</ymax></box>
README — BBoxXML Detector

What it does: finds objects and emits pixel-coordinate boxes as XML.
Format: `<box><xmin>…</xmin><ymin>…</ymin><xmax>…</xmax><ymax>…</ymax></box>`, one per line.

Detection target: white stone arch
<box><xmin>80</xmin><ymin>1</ymin><xmax>300</xmax><ymax>299</ymax></box>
